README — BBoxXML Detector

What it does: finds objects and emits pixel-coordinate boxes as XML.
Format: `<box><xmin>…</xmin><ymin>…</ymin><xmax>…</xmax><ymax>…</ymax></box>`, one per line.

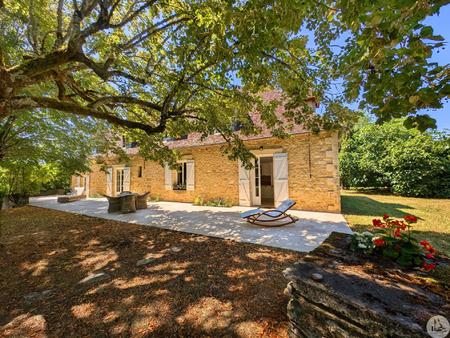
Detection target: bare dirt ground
<box><xmin>0</xmin><ymin>206</ymin><xmax>303</xmax><ymax>337</ymax></box>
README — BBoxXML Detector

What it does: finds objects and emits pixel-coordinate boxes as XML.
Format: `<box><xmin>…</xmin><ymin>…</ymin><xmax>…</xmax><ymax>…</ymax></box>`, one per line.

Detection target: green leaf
<box><xmin>420</xmin><ymin>26</ymin><xmax>433</xmax><ymax>38</ymax></box>
<box><xmin>371</xmin><ymin>15</ymin><xmax>382</xmax><ymax>26</ymax></box>
<box><xmin>382</xmin><ymin>247</ymin><xmax>399</xmax><ymax>259</ymax></box>
<box><xmin>397</xmin><ymin>253</ymin><xmax>414</xmax><ymax>267</ymax></box>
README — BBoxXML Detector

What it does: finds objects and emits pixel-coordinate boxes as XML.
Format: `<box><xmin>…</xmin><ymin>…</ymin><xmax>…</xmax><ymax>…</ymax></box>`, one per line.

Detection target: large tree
<box><xmin>340</xmin><ymin>117</ymin><xmax>450</xmax><ymax>197</ymax></box>
<box><xmin>0</xmin><ymin>0</ymin><xmax>448</xmax><ymax>162</ymax></box>
<box><xmin>0</xmin><ymin>110</ymin><xmax>105</xmax><ymax>198</ymax></box>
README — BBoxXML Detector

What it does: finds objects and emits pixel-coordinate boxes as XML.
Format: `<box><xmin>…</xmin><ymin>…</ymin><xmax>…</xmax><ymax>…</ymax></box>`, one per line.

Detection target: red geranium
<box><xmin>394</xmin><ymin>228</ymin><xmax>401</xmax><ymax>238</ymax></box>
<box><xmin>373</xmin><ymin>238</ymin><xmax>385</xmax><ymax>247</ymax></box>
<box><xmin>372</xmin><ymin>219</ymin><xmax>384</xmax><ymax>227</ymax></box>
<box><xmin>398</xmin><ymin>221</ymin><xmax>407</xmax><ymax>230</ymax></box>
<box><xmin>404</xmin><ymin>215</ymin><xmax>417</xmax><ymax>223</ymax></box>
<box><xmin>383</xmin><ymin>214</ymin><xmax>390</xmax><ymax>220</ymax></box>
<box><xmin>422</xmin><ymin>261</ymin><xmax>436</xmax><ymax>272</ymax></box>
<box><xmin>419</xmin><ymin>240</ymin><xmax>436</xmax><ymax>255</ymax></box>
<box><xmin>425</xmin><ymin>253</ymin><xmax>435</xmax><ymax>259</ymax></box>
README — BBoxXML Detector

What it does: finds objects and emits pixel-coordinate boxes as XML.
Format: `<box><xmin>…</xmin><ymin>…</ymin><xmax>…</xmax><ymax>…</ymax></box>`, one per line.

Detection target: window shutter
<box><xmin>123</xmin><ymin>167</ymin><xmax>131</xmax><ymax>191</ymax></box>
<box><xmin>186</xmin><ymin>160</ymin><xmax>195</xmax><ymax>190</ymax></box>
<box><xmin>238</xmin><ymin>160</ymin><xmax>251</xmax><ymax>206</ymax></box>
<box><xmin>273</xmin><ymin>153</ymin><xmax>289</xmax><ymax>206</ymax></box>
<box><xmin>75</xmin><ymin>176</ymin><xmax>80</xmax><ymax>187</ymax></box>
<box><xmin>106</xmin><ymin>168</ymin><xmax>112</xmax><ymax>195</ymax></box>
<box><xmin>164</xmin><ymin>164</ymin><xmax>172</xmax><ymax>190</ymax></box>
<box><xmin>85</xmin><ymin>175</ymin><xmax>90</xmax><ymax>197</ymax></box>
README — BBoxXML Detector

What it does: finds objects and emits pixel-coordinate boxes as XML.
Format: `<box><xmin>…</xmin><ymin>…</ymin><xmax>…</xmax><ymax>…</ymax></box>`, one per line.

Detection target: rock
<box><xmin>329</xmin><ymin>249</ymin><xmax>342</xmax><ymax>255</ymax></box>
<box><xmin>410</xmin><ymin>323</ymin><xmax>423</xmax><ymax>332</ymax></box>
<box><xmin>311</xmin><ymin>273</ymin><xmax>323</xmax><ymax>282</ymax></box>
<box><xmin>283</xmin><ymin>267</ymin><xmax>295</xmax><ymax>278</ymax></box>
<box><xmin>171</xmin><ymin>246</ymin><xmax>182</xmax><ymax>253</ymax></box>
<box><xmin>78</xmin><ymin>272</ymin><xmax>109</xmax><ymax>285</ymax></box>
<box><xmin>284</xmin><ymin>282</ymin><xmax>294</xmax><ymax>297</ymax></box>
<box><xmin>136</xmin><ymin>258</ymin><xmax>153</xmax><ymax>267</ymax></box>
<box><xmin>24</xmin><ymin>289</ymin><xmax>53</xmax><ymax>303</ymax></box>
<box><xmin>193</xmin><ymin>236</ymin><xmax>208</xmax><ymax>242</ymax></box>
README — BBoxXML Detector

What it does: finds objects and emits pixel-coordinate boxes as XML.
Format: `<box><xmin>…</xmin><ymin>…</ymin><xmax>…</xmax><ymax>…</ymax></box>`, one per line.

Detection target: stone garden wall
<box><xmin>283</xmin><ymin>232</ymin><xmax>449</xmax><ymax>338</ymax></box>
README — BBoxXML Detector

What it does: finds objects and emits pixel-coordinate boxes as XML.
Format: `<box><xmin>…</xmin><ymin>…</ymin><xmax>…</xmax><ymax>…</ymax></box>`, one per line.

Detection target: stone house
<box><xmin>71</xmin><ymin>93</ymin><xmax>341</xmax><ymax>213</ymax></box>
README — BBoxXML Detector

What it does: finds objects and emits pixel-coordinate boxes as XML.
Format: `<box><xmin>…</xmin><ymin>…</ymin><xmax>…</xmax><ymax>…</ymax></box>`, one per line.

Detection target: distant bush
<box><xmin>193</xmin><ymin>196</ymin><xmax>204</xmax><ymax>206</ymax></box>
<box><xmin>194</xmin><ymin>196</ymin><xmax>233</xmax><ymax>207</ymax></box>
<box><xmin>145</xmin><ymin>195</ymin><xmax>160</xmax><ymax>202</ymax></box>
<box><xmin>340</xmin><ymin>118</ymin><xmax>450</xmax><ymax>198</ymax></box>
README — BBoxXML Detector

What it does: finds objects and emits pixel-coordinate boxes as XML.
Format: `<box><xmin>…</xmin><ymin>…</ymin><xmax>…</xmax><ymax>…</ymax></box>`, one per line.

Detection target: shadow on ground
<box><xmin>0</xmin><ymin>206</ymin><xmax>303</xmax><ymax>337</ymax></box>
<box><xmin>341</xmin><ymin>194</ymin><xmax>414</xmax><ymax>218</ymax></box>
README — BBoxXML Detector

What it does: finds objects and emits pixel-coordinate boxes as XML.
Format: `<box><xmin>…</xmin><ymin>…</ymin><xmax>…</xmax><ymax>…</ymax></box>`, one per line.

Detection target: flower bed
<box><xmin>351</xmin><ymin>214</ymin><xmax>437</xmax><ymax>271</ymax></box>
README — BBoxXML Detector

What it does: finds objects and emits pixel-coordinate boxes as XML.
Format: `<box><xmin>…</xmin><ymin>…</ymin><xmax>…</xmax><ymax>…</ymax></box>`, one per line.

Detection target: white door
<box><xmin>123</xmin><ymin>167</ymin><xmax>131</xmax><ymax>191</ymax></box>
<box><xmin>106</xmin><ymin>168</ymin><xmax>112</xmax><ymax>195</ymax></box>
<box><xmin>273</xmin><ymin>153</ymin><xmax>289</xmax><ymax>206</ymax></box>
<box><xmin>251</xmin><ymin>157</ymin><xmax>262</xmax><ymax>206</ymax></box>
<box><xmin>238</xmin><ymin>159</ymin><xmax>251</xmax><ymax>206</ymax></box>
<box><xmin>116</xmin><ymin>169</ymin><xmax>123</xmax><ymax>194</ymax></box>
<box><xmin>186</xmin><ymin>160</ymin><xmax>195</xmax><ymax>190</ymax></box>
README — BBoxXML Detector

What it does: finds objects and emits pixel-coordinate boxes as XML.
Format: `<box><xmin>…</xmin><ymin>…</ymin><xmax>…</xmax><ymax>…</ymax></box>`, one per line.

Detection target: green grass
<box><xmin>341</xmin><ymin>190</ymin><xmax>450</xmax><ymax>256</ymax></box>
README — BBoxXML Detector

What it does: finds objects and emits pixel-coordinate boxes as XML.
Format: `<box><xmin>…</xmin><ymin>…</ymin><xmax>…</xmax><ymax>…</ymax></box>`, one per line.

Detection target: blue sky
<box><xmin>420</xmin><ymin>4</ymin><xmax>450</xmax><ymax>130</ymax></box>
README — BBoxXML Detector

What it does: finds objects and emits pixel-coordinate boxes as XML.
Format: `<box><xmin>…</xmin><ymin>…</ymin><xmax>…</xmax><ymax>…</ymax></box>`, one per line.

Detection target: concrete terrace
<box><xmin>30</xmin><ymin>196</ymin><xmax>352</xmax><ymax>252</ymax></box>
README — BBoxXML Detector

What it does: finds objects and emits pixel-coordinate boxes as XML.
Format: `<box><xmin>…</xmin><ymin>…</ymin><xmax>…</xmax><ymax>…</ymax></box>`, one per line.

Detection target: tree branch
<box><xmin>13</xmin><ymin>96</ymin><xmax>166</xmax><ymax>134</ymax></box>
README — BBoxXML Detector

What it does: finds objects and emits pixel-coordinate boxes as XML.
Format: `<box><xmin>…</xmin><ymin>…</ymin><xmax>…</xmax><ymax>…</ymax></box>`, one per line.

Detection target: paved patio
<box><xmin>30</xmin><ymin>196</ymin><xmax>351</xmax><ymax>252</ymax></box>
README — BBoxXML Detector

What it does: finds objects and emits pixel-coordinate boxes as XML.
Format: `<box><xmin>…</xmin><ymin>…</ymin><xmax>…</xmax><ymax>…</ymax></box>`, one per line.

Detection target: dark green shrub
<box><xmin>340</xmin><ymin>118</ymin><xmax>450</xmax><ymax>197</ymax></box>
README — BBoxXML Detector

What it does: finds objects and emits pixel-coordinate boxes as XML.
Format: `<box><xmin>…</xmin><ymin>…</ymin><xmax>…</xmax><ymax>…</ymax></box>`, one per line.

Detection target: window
<box><xmin>254</xmin><ymin>158</ymin><xmax>260</xmax><ymax>197</ymax></box>
<box><xmin>231</xmin><ymin>120</ymin><xmax>244</xmax><ymax>132</ymax></box>
<box><xmin>138</xmin><ymin>166</ymin><xmax>142</xmax><ymax>178</ymax></box>
<box><xmin>173</xmin><ymin>162</ymin><xmax>187</xmax><ymax>190</ymax></box>
<box><xmin>116</xmin><ymin>169</ymin><xmax>125</xmax><ymax>193</ymax></box>
<box><xmin>163</xmin><ymin>135</ymin><xmax>188</xmax><ymax>142</ymax></box>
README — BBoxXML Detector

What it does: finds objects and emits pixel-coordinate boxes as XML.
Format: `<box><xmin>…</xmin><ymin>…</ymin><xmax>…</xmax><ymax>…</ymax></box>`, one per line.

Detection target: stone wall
<box><xmin>72</xmin><ymin>131</ymin><xmax>341</xmax><ymax>212</ymax></box>
<box><xmin>283</xmin><ymin>232</ymin><xmax>449</xmax><ymax>337</ymax></box>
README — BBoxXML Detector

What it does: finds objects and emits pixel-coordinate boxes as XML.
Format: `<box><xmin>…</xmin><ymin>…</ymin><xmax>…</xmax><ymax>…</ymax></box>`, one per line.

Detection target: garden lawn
<box><xmin>0</xmin><ymin>206</ymin><xmax>302</xmax><ymax>337</ymax></box>
<box><xmin>342</xmin><ymin>190</ymin><xmax>450</xmax><ymax>256</ymax></box>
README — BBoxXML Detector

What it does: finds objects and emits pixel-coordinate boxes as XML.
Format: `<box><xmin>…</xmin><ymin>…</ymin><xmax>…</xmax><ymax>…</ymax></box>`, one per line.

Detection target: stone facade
<box><xmin>72</xmin><ymin>131</ymin><xmax>341</xmax><ymax>212</ymax></box>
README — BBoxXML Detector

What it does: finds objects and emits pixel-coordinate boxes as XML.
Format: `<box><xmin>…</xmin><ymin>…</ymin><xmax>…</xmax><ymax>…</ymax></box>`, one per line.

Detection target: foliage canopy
<box><xmin>340</xmin><ymin>118</ymin><xmax>450</xmax><ymax>197</ymax></box>
<box><xmin>0</xmin><ymin>0</ymin><xmax>448</xmax><ymax>163</ymax></box>
<box><xmin>0</xmin><ymin>111</ymin><xmax>102</xmax><ymax>196</ymax></box>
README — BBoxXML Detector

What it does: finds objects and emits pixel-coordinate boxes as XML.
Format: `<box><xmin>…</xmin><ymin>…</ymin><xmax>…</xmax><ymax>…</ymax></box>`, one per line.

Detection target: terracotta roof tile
<box><xmin>164</xmin><ymin>90</ymin><xmax>311</xmax><ymax>149</ymax></box>
<box><xmin>125</xmin><ymin>90</ymin><xmax>313</xmax><ymax>153</ymax></box>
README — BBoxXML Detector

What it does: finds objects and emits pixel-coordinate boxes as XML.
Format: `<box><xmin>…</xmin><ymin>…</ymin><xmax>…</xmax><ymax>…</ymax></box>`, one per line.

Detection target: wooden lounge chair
<box><xmin>240</xmin><ymin>199</ymin><xmax>298</xmax><ymax>227</ymax></box>
<box><xmin>135</xmin><ymin>192</ymin><xmax>150</xmax><ymax>210</ymax></box>
<box><xmin>102</xmin><ymin>194</ymin><xmax>121</xmax><ymax>213</ymax></box>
